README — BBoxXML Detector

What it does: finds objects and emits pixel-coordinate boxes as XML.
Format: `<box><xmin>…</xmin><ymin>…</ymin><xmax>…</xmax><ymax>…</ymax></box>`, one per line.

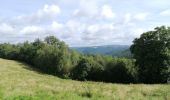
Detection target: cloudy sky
<box><xmin>0</xmin><ymin>0</ymin><xmax>170</xmax><ymax>47</ymax></box>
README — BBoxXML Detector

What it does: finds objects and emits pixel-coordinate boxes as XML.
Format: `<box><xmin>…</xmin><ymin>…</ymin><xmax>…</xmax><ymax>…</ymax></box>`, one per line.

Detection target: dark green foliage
<box><xmin>45</xmin><ymin>36</ymin><xmax>60</xmax><ymax>45</ymax></box>
<box><xmin>71</xmin><ymin>57</ymin><xmax>92</xmax><ymax>80</ymax></box>
<box><xmin>130</xmin><ymin>26</ymin><xmax>170</xmax><ymax>83</ymax></box>
<box><xmin>104</xmin><ymin>58</ymin><xmax>137</xmax><ymax>83</ymax></box>
<box><xmin>0</xmin><ymin>36</ymin><xmax>73</xmax><ymax>78</ymax></box>
<box><xmin>33</xmin><ymin>37</ymin><xmax>73</xmax><ymax>77</ymax></box>
<box><xmin>71</xmin><ymin>55</ymin><xmax>137</xmax><ymax>83</ymax></box>
<box><xmin>71</xmin><ymin>55</ymin><xmax>104</xmax><ymax>81</ymax></box>
<box><xmin>34</xmin><ymin>45</ymin><xmax>60</xmax><ymax>74</ymax></box>
<box><xmin>19</xmin><ymin>42</ymin><xmax>37</xmax><ymax>64</ymax></box>
<box><xmin>0</xmin><ymin>43</ymin><xmax>20</xmax><ymax>60</ymax></box>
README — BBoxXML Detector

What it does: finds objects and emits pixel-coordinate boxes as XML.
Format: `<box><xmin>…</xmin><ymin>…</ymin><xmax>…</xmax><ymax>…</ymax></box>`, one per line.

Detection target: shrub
<box><xmin>104</xmin><ymin>58</ymin><xmax>137</xmax><ymax>83</ymax></box>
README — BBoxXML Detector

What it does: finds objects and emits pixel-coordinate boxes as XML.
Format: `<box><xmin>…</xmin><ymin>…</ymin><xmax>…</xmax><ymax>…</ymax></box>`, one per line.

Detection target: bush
<box><xmin>104</xmin><ymin>58</ymin><xmax>137</xmax><ymax>83</ymax></box>
<box><xmin>71</xmin><ymin>57</ymin><xmax>92</xmax><ymax>80</ymax></box>
<box><xmin>0</xmin><ymin>44</ymin><xmax>20</xmax><ymax>60</ymax></box>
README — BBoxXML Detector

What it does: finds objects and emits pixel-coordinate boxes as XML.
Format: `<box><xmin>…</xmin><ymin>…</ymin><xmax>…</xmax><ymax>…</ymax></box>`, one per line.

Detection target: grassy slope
<box><xmin>0</xmin><ymin>58</ymin><xmax>170</xmax><ymax>100</ymax></box>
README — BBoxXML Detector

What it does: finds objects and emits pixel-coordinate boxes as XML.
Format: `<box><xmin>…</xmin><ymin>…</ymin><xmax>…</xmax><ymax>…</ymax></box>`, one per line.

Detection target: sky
<box><xmin>0</xmin><ymin>0</ymin><xmax>170</xmax><ymax>47</ymax></box>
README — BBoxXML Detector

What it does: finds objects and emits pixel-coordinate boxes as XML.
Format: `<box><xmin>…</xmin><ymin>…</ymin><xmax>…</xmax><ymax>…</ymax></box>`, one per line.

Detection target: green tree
<box><xmin>44</xmin><ymin>36</ymin><xmax>59</xmax><ymax>46</ymax></box>
<box><xmin>71</xmin><ymin>57</ymin><xmax>92</xmax><ymax>81</ymax></box>
<box><xmin>130</xmin><ymin>26</ymin><xmax>170</xmax><ymax>83</ymax></box>
<box><xmin>104</xmin><ymin>58</ymin><xmax>136</xmax><ymax>83</ymax></box>
<box><xmin>34</xmin><ymin>45</ymin><xmax>60</xmax><ymax>74</ymax></box>
<box><xmin>32</xmin><ymin>38</ymin><xmax>45</xmax><ymax>49</ymax></box>
<box><xmin>19</xmin><ymin>41</ymin><xmax>36</xmax><ymax>64</ymax></box>
<box><xmin>0</xmin><ymin>43</ymin><xmax>20</xmax><ymax>59</ymax></box>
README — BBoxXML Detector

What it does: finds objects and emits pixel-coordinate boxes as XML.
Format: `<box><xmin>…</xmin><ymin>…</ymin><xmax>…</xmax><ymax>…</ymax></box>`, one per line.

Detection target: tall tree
<box><xmin>130</xmin><ymin>26</ymin><xmax>170</xmax><ymax>83</ymax></box>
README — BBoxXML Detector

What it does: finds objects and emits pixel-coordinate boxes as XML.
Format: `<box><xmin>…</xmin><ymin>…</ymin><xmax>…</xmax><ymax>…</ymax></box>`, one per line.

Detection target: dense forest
<box><xmin>0</xmin><ymin>26</ymin><xmax>170</xmax><ymax>84</ymax></box>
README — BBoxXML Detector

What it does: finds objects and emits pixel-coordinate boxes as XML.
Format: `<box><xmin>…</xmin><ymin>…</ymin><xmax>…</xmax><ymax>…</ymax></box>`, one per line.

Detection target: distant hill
<box><xmin>71</xmin><ymin>45</ymin><xmax>132</xmax><ymax>58</ymax></box>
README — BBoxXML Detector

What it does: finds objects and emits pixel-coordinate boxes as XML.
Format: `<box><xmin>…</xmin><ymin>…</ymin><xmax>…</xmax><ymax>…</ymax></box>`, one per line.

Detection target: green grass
<box><xmin>0</xmin><ymin>58</ymin><xmax>170</xmax><ymax>100</ymax></box>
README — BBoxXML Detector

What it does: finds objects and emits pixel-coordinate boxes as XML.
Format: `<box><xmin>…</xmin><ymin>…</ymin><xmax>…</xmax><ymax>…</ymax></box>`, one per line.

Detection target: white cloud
<box><xmin>81</xmin><ymin>23</ymin><xmax>117</xmax><ymax>45</ymax></box>
<box><xmin>66</xmin><ymin>20</ymin><xmax>86</xmax><ymax>33</ymax></box>
<box><xmin>160</xmin><ymin>9</ymin><xmax>170</xmax><ymax>16</ymax></box>
<box><xmin>0</xmin><ymin>23</ymin><xmax>15</xmax><ymax>34</ymax></box>
<box><xmin>20</xmin><ymin>26</ymin><xmax>44</xmax><ymax>34</ymax></box>
<box><xmin>42</xmin><ymin>4</ymin><xmax>60</xmax><ymax>15</ymax></box>
<box><xmin>86</xmin><ymin>23</ymin><xmax>114</xmax><ymax>34</ymax></box>
<box><xmin>51</xmin><ymin>21</ymin><xmax>63</xmax><ymax>30</ymax></box>
<box><xmin>73</xmin><ymin>2</ymin><xmax>116</xmax><ymax>21</ymax></box>
<box><xmin>73</xmin><ymin>0</ymin><xmax>98</xmax><ymax>18</ymax></box>
<box><xmin>101</xmin><ymin>5</ymin><xmax>115</xmax><ymax>19</ymax></box>
<box><xmin>87</xmin><ymin>25</ymin><xmax>99</xmax><ymax>33</ymax></box>
<box><xmin>134</xmin><ymin>13</ymin><xmax>149</xmax><ymax>21</ymax></box>
<box><xmin>146</xmin><ymin>0</ymin><xmax>170</xmax><ymax>9</ymax></box>
<box><xmin>15</xmin><ymin>4</ymin><xmax>61</xmax><ymax>24</ymax></box>
<box><xmin>132</xmin><ymin>28</ymin><xmax>145</xmax><ymax>37</ymax></box>
<box><xmin>0</xmin><ymin>23</ymin><xmax>18</xmax><ymax>43</ymax></box>
<box><xmin>124</xmin><ymin>13</ymin><xmax>132</xmax><ymax>23</ymax></box>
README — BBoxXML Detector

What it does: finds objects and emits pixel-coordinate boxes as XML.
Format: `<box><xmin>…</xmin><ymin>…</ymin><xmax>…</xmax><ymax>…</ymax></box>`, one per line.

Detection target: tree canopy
<box><xmin>130</xmin><ymin>26</ymin><xmax>170</xmax><ymax>83</ymax></box>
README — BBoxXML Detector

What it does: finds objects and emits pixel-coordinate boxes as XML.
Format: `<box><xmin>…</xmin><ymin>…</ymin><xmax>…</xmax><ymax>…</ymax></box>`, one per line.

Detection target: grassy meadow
<box><xmin>0</xmin><ymin>58</ymin><xmax>169</xmax><ymax>100</ymax></box>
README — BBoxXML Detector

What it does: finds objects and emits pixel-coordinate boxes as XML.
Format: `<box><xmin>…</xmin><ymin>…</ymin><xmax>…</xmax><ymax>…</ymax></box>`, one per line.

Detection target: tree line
<box><xmin>0</xmin><ymin>26</ymin><xmax>170</xmax><ymax>83</ymax></box>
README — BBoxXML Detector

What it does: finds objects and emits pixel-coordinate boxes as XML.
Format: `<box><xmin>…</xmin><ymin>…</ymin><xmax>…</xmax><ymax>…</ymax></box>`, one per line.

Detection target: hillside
<box><xmin>0</xmin><ymin>58</ymin><xmax>170</xmax><ymax>100</ymax></box>
<box><xmin>71</xmin><ymin>45</ymin><xmax>130</xmax><ymax>57</ymax></box>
